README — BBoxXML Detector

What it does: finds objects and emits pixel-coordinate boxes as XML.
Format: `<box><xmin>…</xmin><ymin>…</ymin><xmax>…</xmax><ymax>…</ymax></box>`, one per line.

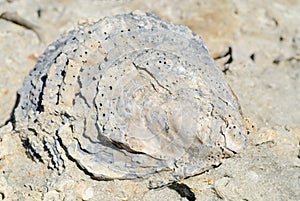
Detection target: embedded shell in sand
<box><xmin>13</xmin><ymin>12</ymin><xmax>247</xmax><ymax>182</ymax></box>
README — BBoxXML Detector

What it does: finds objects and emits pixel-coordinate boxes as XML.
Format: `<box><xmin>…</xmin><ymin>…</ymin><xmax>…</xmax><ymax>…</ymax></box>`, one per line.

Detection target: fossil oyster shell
<box><xmin>14</xmin><ymin>12</ymin><xmax>247</xmax><ymax>182</ymax></box>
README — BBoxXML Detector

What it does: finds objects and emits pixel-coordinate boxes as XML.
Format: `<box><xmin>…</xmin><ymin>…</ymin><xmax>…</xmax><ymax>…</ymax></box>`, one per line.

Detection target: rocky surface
<box><xmin>0</xmin><ymin>0</ymin><xmax>299</xmax><ymax>200</ymax></box>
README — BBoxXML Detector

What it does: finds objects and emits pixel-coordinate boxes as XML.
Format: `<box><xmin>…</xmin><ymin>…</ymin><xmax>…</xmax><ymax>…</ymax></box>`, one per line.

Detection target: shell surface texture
<box><xmin>14</xmin><ymin>12</ymin><xmax>247</xmax><ymax>184</ymax></box>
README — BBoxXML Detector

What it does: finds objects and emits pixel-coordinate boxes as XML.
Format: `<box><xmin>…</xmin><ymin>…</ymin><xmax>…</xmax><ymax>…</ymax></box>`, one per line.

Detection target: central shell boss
<box><xmin>14</xmin><ymin>12</ymin><xmax>248</xmax><ymax>181</ymax></box>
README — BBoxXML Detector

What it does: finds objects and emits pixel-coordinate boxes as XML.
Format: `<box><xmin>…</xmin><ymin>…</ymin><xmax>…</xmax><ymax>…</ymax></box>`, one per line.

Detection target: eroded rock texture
<box><xmin>13</xmin><ymin>12</ymin><xmax>247</xmax><ymax>183</ymax></box>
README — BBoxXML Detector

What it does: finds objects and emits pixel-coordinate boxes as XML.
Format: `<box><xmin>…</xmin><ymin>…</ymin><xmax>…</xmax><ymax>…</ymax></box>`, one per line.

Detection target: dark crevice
<box><xmin>250</xmin><ymin>53</ymin><xmax>255</xmax><ymax>62</ymax></box>
<box><xmin>151</xmin><ymin>83</ymin><xmax>158</xmax><ymax>92</ymax></box>
<box><xmin>224</xmin><ymin>49</ymin><xmax>233</xmax><ymax>65</ymax></box>
<box><xmin>109</xmin><ymin>139</ymin><xmax>162</xmax><ymax>160</ymax></box>
<box><xmin>76</xmin><ymin>76</ymin><xmax>91</xmax><ymax>108</ymax></box>
<box><xmin>77</xmin><ymin>75</ymin><xmax>83</xmax><ymax>88</ymax></box>
<box><xmin>75</xmin><ymin>92</ymin><xmax>91</xmax><ymax>108</ymax></box>
<box><xmin>53</xmin><ymin>52</ymin><xmax>62</xmax><ymax>64</ymax></box>
<box><xmin>218</xmin><ymin>97</ymin><xmax>229</xmax><ymax>106</ymax></box>
<box><xmin>55</xmin><ymin>131</ymin><xmax>106</xmax><ymax>180</ymax></box>
<box><xmin>222</xmin><ymin>65</ymin><xmax>230</xmax><ymax>74</ymax></box>
<box><xmin>279</xmin><ymin>36</ymin><xmax>284</xmax><ymax>41</ymax></box>
<box><xmin>56</xmin><ymin>64</ymin><xmax>68</xmax><ymax>105</ymax></box>
<box><xmin>82</xmin><ymin>118</ymin><xmax>98</xmax><ymax>144</ymax></box>
<box><xmin>272</xmin><ymin>17</ymin><xmax>279</xmax><ymax>26</ymax></box>
<box><xmin>43</xmin><ymin>138</ymin><xmax>64</xmax><ymax>169</ymax></box>
<box><xmin>168</xmin><ymin>182</ymin><xmax>196</xmax><ymax>201</ymax></box>
<box><xmin>219</xmin><ymin>126</ymin><xmax>237</xmax><ymax>155</ymax></box>
<box><xmin>132</xmin><ymin>62</ymin><xmax>172</xmax><ymax>94</ymax></box>
<box><xmin>61</xmin><ymin>70</ymin><xmax>66</xmax><ymax>77</ymax></box>
<box><xmin>273</xmin><ymin>58</ymin><xmax>280</xmax><ymax>64</ymax></box>
<box><xmin>55</xmin><ymin>131</ymin><xmax>126</xmax><ymax>181</ymax></box>
<box><xmin>212</xmin><ymin>162</ymin><xmax>222</xmax><ymax>168</ymax></box>
<box><xmin>93</xmin><ymin>82</ymin><xmax>118</xmax><ymax>148</ymax></box>
<box><xmin>210</xmin><ymin>103</ymin><xmax>215</xmax><ymax>117</ymax></box>
<box><xmin>75</xmin><ymin>129</ymin><xmax>98</xmax><ymax>154</ymax></box>
<box><xmin>1</xmin><ymin>92</ymin><xmax>20</xmax><ymax>129</ymax></box>
<box><xmin>22</xmin><ymin>138</ymin><xmax>43</xmax><ymax>163</ymax></box>
<box><xmin>36</xmin><ymin>75</ymin><xmax>47</xmax><ymax>112</ymax></box>
<box><xmin>43</xmin><ymin>143</ymin><xmax>55</xmax><ymax>170</ymax></box>
<box><xmin>214</xmin><ymin>47</ymin><xmax>233</xmax><ymax>74</ymax></box>
<box><xmin>55</xmin><ymin>85</ymin><xmax>61</xmax><ymax>105</ymax></box>
<box><xmin>37</xmin><ymin>8</ymin><xmax>42</xmax><ymax>18</ymax></box>
<box><xmin>214</xmin><ymin>47</ymin><xmax>232</xmax><ymax>61</ymax></box>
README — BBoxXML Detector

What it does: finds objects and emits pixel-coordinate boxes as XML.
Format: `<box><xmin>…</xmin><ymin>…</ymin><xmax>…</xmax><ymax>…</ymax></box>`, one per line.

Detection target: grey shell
<box><xmin>14</xmin><ymin>12</ymin><xmax>247</xmax><ymax>182</ymax></box>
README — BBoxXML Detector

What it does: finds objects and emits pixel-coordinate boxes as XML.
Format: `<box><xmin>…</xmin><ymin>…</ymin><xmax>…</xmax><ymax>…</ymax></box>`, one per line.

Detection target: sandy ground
<box><xmin>0</xmin><ymin>0</ymin><xmax>299</xmax><ymax>200</ymax></box>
